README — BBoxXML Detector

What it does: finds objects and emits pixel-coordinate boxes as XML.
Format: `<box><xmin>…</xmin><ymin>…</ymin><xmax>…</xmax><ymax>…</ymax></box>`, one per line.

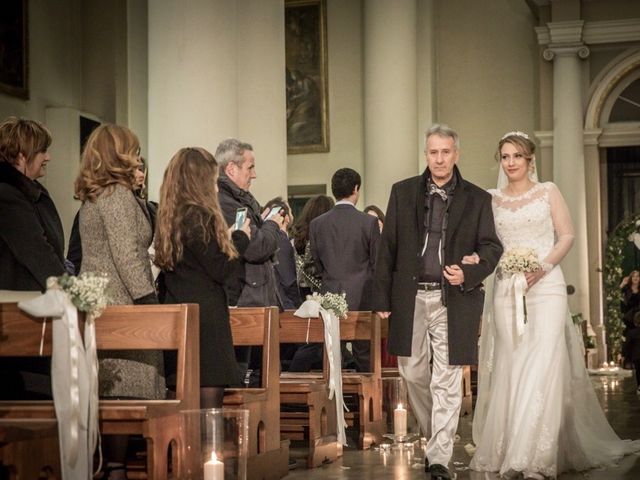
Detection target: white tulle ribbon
<box><xmin>18</xmin><ymin>289</ymin><xmax>98</xmax><ymax>479</ymax></box>
<box><xmin>84</xmin><ymin>312</ymin><xmax>101</xmax><ymax>474</ymax></box>
<box><xmin>294</xmin><ymin>299</ymin><xmax>348</xmax><ymax>445</ymax></box>
<box><xmin>507</xmin><ymin>272</ymin><xmax>529</xmax><ymax>337</ymax></box>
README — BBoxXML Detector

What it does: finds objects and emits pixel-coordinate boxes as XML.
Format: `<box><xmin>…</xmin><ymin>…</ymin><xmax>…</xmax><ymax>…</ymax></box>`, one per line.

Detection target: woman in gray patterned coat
<box><xmin>74</xmin><ymin>124</ymin><xmax>164</xmax><ymax>400</ymax></box>
<box><xmin>75</xmin><ymin>124</ymin><xmax>163</xmax><ymax>479</ymax></box>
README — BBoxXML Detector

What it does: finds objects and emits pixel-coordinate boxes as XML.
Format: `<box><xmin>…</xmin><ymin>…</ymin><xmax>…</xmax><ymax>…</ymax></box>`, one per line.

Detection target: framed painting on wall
<box><xmin>285</xmin><ymin>0</ymin><xmax>329</xmax><ymax>154</ymax></box>
<box><xmin>0</xmin><ymin>0</ymin><xmax>29</xmax><ymax>99</ymax></box>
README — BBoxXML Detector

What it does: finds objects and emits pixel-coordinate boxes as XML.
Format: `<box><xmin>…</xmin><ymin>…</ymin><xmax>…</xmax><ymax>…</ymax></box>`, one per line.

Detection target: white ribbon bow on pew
<box><xmin>294</xmin><ymin>299</ymin><xmax>348</xmax><ymax>446</ymax></box>
<box><xmin>18</xmin><ymin>288</ymin><xmax>99</xmax><ymax>480</ymax></box>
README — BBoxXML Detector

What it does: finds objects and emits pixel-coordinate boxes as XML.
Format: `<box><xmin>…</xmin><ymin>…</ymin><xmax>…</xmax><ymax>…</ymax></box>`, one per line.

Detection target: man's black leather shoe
<box><xmin>428</xmin><ymin>463</ymin><xmax>451</xmax><ymax>479</ymax></box>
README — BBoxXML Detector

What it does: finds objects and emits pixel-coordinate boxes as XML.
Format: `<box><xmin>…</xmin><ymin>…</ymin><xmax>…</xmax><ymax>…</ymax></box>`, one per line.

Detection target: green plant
<box><xmin>603</xmin><ymin>216</ymin><xmax>640</xmax><ymax>360</ymax></box>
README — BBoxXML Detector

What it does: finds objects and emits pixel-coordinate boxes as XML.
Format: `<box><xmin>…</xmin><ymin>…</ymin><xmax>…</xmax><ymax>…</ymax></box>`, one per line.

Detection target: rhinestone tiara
<box><xmin>501</xmin><ymin>130</ymin><xmax>529</xmax><ymax>141</ymax></box>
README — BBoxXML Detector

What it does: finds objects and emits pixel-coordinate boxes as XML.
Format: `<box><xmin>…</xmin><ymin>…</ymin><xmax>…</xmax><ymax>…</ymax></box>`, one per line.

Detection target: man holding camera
<box><xmin>215</xmin><ymin>138</ymin><xmax>283</xmax><ymax>308</ymax></box>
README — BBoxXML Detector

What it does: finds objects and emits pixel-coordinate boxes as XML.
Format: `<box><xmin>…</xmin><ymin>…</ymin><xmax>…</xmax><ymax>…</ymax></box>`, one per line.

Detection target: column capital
<box><xmin>537</xmin><ymin>20</ymin><xmax>589</xmax><ymax>62</ymax></box>
<box><xmin>542</xmin><ymin>45</ymin><xmax>590</xmax><ymax>61</ymax></box>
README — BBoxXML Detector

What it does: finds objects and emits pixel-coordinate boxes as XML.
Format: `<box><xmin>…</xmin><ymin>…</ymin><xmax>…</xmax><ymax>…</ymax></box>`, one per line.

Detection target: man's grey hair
<box><xmin>215</xmin><ymin>138</ymin><xmax>254</xmax><ymax>171</ymax></box>
<box><xmin>424</xmin><ymin>124</ymin><xmax>460</xmax><ymax>151</ymax></box>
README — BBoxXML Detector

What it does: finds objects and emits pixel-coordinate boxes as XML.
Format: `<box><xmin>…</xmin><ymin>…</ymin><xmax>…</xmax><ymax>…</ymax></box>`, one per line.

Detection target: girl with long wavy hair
<box><xmin>155</xmin><ymin>147</ymin><xmax>251</xmax><ymax>408</ymax></box>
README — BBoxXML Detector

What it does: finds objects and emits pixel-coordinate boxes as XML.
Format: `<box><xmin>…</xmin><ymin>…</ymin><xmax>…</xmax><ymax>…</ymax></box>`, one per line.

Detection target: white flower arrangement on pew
<box><xmin>307</xmin><ymin>291</ymin><xmax>348</xmax><ymax>319</ymax></box>
<box><xmin>47</xmin><ymin>272</ymin><xmax>109</xmax><ymax>319</ymax></box>
<box><xmin>296</xmin><ymin>291</ymin><xmax>350</xmax><ymax>445</ymax></box>
<box><xmin>18</xmin><ymin>271</ymin><xmax>110</xmax><ymax>477</ymax></box>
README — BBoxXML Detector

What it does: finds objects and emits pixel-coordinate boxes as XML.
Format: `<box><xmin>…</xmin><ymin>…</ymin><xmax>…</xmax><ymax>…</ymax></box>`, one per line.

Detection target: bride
<box><xmin>469</xmin><ymin>131</ymin><xmax>640</xmax><ymax>479</ymax></box>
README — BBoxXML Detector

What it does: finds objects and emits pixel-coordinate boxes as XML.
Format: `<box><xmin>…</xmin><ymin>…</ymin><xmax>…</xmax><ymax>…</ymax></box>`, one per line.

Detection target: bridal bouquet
<box><xmin>47</xmin><ymin>272</ymin><xmax>109</xmax><ymax>319</ymax></box>
<box><xmin>498</xmin><ymin>248</ymin><xmax>540</xmax><ymax>329</ymax></box>
<box><xmin>307</xmin><ymin>291</ymin><xmax>349</xmax><ymax>319</ymax></box>
<box><xmin>498</xmin><ymin>247</ymin><xmax>541</xmax><ymax>274</ymax></box>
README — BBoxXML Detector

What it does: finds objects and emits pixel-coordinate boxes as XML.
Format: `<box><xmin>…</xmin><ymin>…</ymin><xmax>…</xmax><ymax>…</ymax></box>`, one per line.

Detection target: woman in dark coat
<box><xmin>154</xmin><ymin>147</ymin><xmax>251</xmax><ymax>408</ymax></box>
<box><xmin>620</xmin><ymin>270</ymin><xmax>640</xmax><ymax>331</ymax></box>
<box><xmin>0</xmin><ymin>117</ymin><xmax>66</xmax><ymax>291</ymax></box>
<box><xmin>0</xmin><ymin>117</ymin><xmax>66</xmax><ymax>400</ymax></box>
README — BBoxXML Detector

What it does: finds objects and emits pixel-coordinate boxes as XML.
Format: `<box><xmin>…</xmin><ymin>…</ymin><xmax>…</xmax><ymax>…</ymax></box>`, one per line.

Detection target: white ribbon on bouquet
<box><xmin>18</xmin><ymin>288</ymin><xmax>100</xmax><ymax>480</ymax></box>
<box><xmin>507</xmin><ymin>272</ymin><xmax>529</xmax><ymax>337</ymax></box>
<box><xmin>294</xmin><ymin>299</ymin><xmax>348</xmax><ymax>445</ymax></box>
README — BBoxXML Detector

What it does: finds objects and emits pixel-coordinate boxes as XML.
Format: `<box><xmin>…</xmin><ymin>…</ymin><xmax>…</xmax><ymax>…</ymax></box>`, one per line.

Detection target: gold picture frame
<box><xmin>285</xmin><ymin>0</ymin><xmax>329</xmax><ymax>154</ymax></box>
<box><xmin>0</xmin><ymin>0</ymin><xmax>29</xmax><ymax>100</ymax></box>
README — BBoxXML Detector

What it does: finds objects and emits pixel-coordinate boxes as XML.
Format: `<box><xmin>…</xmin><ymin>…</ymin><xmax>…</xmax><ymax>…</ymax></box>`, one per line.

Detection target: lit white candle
<box><xmin>394</xmin><ymin>403</ymin><xmax>407</xmax><ymax>436</ymax></box>
<box><xmin>204</xmin><ymin>452</ymin><xmax>223</xmax><ymax>480</ymax></box>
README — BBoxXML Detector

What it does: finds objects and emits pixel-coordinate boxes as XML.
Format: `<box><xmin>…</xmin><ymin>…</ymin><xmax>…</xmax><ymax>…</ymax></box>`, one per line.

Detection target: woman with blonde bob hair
<box><xmin>155</xmin><ymin>147</ymin><xmax>251</xmax><ymax>408</ymax></box>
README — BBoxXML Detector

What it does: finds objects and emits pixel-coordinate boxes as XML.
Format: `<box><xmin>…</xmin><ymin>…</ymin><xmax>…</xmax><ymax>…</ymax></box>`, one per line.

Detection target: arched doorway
<box><xmin>584</xmin><ymin>48</ymin><xmax>640</xmax><ymax>363</ymax></box>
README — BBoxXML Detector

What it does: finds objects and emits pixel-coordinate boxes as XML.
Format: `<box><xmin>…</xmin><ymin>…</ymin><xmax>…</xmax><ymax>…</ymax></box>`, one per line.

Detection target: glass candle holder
<box><xmin>180</xmin><ymin>408</ymin><xmax>249</xmax><ymax>480</ymax></box>
<box><xmin>381</xmin><ymin>376</ymin><xmax>419</xmax><ymax>441</ymax></box>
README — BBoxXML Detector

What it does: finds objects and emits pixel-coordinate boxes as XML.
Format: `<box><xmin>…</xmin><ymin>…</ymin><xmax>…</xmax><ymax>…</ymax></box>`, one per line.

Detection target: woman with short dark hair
<box><xmin>0</xmin><ymin>117</ymin><xmax>66</xmax><ymax>291</ymax></box>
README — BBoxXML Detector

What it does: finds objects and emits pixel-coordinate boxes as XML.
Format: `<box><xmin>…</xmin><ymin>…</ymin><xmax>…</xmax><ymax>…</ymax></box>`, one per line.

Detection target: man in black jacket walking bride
<box><xmin>373</xmin><ymin>124</ymin><xmax>502</xmax><ymax>479</ymax></box>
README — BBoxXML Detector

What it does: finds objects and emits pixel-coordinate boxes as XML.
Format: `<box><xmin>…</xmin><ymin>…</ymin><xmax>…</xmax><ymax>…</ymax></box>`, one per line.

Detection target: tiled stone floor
<box><xmin>285</xmin><ymin>373</ymin><xmax>640</xmax><ymax>479</ymax></box>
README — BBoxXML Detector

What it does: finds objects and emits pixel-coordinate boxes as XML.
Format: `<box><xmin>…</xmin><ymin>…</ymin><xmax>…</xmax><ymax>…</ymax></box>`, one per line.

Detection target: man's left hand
<box><xmin>443</xmin><ymin>264</ymin><xmax>464</xmax><ymax>286</ymax></box>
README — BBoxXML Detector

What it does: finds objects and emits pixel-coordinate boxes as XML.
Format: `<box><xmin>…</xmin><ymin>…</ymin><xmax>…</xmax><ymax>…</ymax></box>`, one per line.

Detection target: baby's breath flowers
<box><xmin>47</xmin><ymin>272</ymin><xmax>109</xmax><ymax>318</ymax></box>
<box><xmin>498</xmin><ymin>247</ymin><xmax>541</xmax><ymax>274</ymax></box>
<box><xmin>308</xmin><ymin>291</ymin><xmax>348</xmax><ymax>319</ymax></box>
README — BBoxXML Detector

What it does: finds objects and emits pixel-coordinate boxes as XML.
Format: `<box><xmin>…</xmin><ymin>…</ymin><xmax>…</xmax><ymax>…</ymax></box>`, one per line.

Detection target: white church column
<box><xmin>540</xmin><ymin>21</ymin><xmax>591</xmax><ymax>324</ymax></box>
<box><xmin>584</xmin><ymin>128</ymin><xmax>605</xmax><ymax>364</ymax></box>
<box><xmin>236</xmin><ymin>0</ymin><xmax>287</xmax><ymax>204</ymax></box>
<box><xmin>363</xmin><ymin>0</ymin><xmax>418</xmax><ymax>209</ymax></box>
<box><xmin>148</xmin><ymin>0</ymin><xmax>239</xmax><ymax>200</ymax></box>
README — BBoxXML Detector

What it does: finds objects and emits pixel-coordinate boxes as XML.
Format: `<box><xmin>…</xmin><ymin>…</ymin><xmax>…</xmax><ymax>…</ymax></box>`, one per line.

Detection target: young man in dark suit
<box><xmin>373</xmin><ymin>125</ymin><xmax>502</xmax><ymax>480</ymax></box>
<box><xmin>309</xmin><ymin>168</ymin><xmax>380</xmax><ymax>371</ymax></box>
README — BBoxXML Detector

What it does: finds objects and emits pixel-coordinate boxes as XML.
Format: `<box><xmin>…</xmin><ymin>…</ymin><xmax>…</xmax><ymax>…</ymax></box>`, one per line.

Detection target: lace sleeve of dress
<box><xmin>541</xmin><ymin>182</ymin><xmax>575</xmax><ymax>272</ymax></box>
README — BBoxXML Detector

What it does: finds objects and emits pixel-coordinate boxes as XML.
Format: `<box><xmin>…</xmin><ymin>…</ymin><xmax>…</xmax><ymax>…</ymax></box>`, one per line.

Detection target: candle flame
<box><xmin>210</xmin><ymin>452</ymin><xmax>222</xmax><ymax>463</ymax></box>
<box><xmin>397</xmin><ymin>403</ymin><xmax>403</xmax><ymax>409</ymax></box>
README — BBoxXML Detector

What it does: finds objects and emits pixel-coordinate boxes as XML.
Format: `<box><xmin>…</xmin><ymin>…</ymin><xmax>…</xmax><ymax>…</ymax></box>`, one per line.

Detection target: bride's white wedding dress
<box><xmin>471</xmin><ymin>182</ymin><xmax>640</xmax><ymax>478</ymax></box>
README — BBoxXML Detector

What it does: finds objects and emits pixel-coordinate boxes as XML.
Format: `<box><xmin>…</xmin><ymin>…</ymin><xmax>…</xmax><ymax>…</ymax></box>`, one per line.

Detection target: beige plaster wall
<box><xmin>286</xmin><ymin>0</ymin><xmax>364</xmax><ymax>204</ymax></box>
<box><xmin>148</xmin><ymin>0</ymin><xmax>239</xmax><ymax>201</ymax></box>
<box><xmin>434</xmin><ymin>0</ymin><xmax>538</xmax><ymax>189</ymax></box>
<box><xmin>126</xmin><ymin>0</ymin><xmax>149</xmax><ymax>157</ymax></box>
<box><xmin>81</xmin><ymin>0</ymin><xmax>127</xmax><ymax>124</ymax></box>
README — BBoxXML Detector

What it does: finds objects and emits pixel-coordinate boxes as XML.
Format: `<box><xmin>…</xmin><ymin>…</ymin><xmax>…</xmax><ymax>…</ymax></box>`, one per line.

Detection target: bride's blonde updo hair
<box><xmin>495</xmin><ymin>131</ymin><xmax>536</xmax><ymax>165</ymax></box>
